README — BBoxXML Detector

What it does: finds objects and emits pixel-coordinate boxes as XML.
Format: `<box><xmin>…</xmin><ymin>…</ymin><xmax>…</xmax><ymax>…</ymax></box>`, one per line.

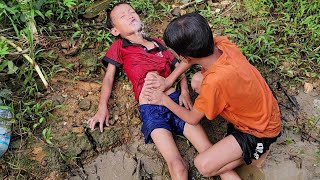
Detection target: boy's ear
<box><xmin>111</xmin><ymin>27</ymin><xmax>120</xmax><ymax>36</ymax></box>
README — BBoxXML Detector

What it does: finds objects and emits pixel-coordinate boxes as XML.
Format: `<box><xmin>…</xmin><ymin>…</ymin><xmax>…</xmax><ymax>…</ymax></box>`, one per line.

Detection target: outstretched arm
<box><xmin>88</xmin><ymin>64</ymin><xmax>116</xmax><ymax>132</ymax></box>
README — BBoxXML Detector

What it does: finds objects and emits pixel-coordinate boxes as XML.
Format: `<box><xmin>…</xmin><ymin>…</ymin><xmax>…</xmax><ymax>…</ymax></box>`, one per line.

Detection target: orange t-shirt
<box><xmin>194</xmin><ymin>36</ymin><xmax>281</xmax><ymax>138</ymax></box>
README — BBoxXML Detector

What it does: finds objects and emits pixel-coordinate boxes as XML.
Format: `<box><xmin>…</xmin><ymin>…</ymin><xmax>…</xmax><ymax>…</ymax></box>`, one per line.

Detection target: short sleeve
<box><xmin>194</xmin><ymin>78</ymin><xmax>227</xmax><ymax>120</ymax></box>
<box><xmin>102</xmin><ymin>40</ymin><xmax>123</xmax><ymax>68</ymax></box>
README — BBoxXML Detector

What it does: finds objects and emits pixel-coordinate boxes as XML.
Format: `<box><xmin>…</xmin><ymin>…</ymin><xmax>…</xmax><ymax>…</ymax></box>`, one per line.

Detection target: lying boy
<box><xmin>88</xmin><ymin>4</ymin><xmax>211</xmax><ymax>180</ymax></box>
<box><xmin>142</xmin><ymin>13</ymin><xmax>281</xmax><ymax>179</ymax></box>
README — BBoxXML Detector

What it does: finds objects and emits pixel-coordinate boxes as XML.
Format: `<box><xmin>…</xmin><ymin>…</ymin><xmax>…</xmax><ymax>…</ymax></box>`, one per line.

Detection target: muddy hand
<box><xmin>144</xmin><ymin>72</ymin><xmax>166</xmax><ymax>92</ymax></box>
<box><xmin>88</xmin><ymin>109</ymin><xmax>110</xmax><ymax>132</ymax></box>
<box><xmin>179</xmin><ymin>92</ymin><xmax>192</xmax><ymax>110</ymax></box>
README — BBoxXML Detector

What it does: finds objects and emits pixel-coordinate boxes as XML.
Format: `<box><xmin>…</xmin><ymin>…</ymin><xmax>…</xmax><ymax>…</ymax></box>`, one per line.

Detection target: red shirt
<box><xmin>103</xmin><ymin>37</ymin><xmax>178</xmax><ymax>101</ymax></box>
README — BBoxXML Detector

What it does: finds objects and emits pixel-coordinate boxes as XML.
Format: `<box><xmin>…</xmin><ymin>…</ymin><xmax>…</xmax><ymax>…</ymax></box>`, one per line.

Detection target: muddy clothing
<box><xmin>227</xmin><ymin>123</ymin><xmax>280</xmax><ymax>164</ymax></box>
<box><xmin>102</xmin><ymin>37</ymin><xmax>178</xmax><ymax>101</ymax></box>
<box><xmin>194</xmin><ymin>36</ymin><xmax>281</xmax><ymax>138</ymax></box>
<box><xmin>139</xmin><ymin>91</ymin><xmax>185</xmax><ymax>143</ymax></box>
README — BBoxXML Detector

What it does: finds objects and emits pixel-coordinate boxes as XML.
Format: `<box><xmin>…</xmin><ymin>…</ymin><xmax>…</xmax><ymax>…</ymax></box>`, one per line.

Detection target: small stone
<box><xmin>52</xmin><ymin>95</ymin><xmax>64</xmax><ymax>105</ymax></box>
<box><xmin>304</xmin><ymin>82</ymin><xmax>313</xmax><ymax>94</ymax></box>
<box><xmin>221</xmin><ymin>0</ymin><xmax>231</xmax><ymax>6</ymax></box>
<box><xmin>41</xmin><ymin>160</ymin><xmax>47</xmax><ymax>167</ymax></box>
<box><xmin>171</xmin><ymin>7</ymin><xmax>181</xmax><ymax>16</ymax></box>
<box><xmin>62</xmin><ymin>121</ymin><xmax>67</xmax><ymax>126</ymax></box>
<box><xmin>88</xmin><ymin>91</ymin><xmax>93</xmax><ymax>95</ymax></box>
<box><xmin>62</xmin><ymin>94</ymin><xmax>68</xmax><ymax>98</ymax></box>
<box><xmin>210</xmin><ymin>3</ymin><xmax>220</xmax><ymax>6</ymax></box>
<box><xmin>114</xmin><ymin>114</ymin><xmax>119</xmax><ymax>120</ymax></box>
<box><xmin>60</xmin><ymin>41</ymin><xmax>70</xmax><ymax>49</ymax></box>
<box><xmin>109</xmin><ymin>118</ymin><xmax>116</xmax><ymax>125</ymax></box>
<box><xmin>79</xmin><ymin>99</ymin><xmax>91</xmax><ymax>110</ymax></box>
<box><xmin>72</xmin><ymin>127</ymin><xmax>84</xmax><ymax>134</ymax></box>
<box><xmin>215</xmin><ymin>8</ymin><xmax>221</xmax><ymax>13</ymax></box>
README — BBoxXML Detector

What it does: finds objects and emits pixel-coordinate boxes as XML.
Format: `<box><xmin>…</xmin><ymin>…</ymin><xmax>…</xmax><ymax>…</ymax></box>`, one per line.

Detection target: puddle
<box><xmin>236</xmin><ymin>164</ymin><xmax>265</xmax><ymax>180</ymax></box>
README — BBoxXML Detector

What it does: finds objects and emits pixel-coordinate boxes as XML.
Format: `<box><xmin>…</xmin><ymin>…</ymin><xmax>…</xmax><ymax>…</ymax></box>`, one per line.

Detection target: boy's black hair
<box><xmin>163</xmin><ymin>13</ymin><xmax>214</xmax><ymax>58</ymax></box>
<box><xmin>106</xmin><ymin>1</ymin><xmax>130</xmax><ymax>29</ymax></box>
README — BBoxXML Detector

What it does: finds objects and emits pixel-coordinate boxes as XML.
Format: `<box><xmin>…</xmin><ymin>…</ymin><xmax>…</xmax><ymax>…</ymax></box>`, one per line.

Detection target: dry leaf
<box><xmin>304</xmin><ymin>82</ymin><xmax>313</xmax><ymax>94</ymax></box>
<box><xmin>32</xmin><ymin>147</ymin><xmax>46</xmax><ymax>163</ymax></box>
<box><xmin>72</xmin><ymin>127</ymin><xmax>84</xmax><ymax>134</ymax></box>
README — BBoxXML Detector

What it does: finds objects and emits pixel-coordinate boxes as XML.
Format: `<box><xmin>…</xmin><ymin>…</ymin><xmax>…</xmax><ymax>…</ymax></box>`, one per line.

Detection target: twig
<box><xmin>7</xmin><ymin>49</ymin><xmax>29</xmax><ymax>56</ymax></box>
<box><xmin>220</xmin><ymin>2</ymin><xmax>237</xmax><ymax>16</ymax></box>
<box><xmin>0</xmin><ymin>27</ymin><xmax>14</xmax><ymax>33</ymax></box>
<box><xmin>180</xmin><ymin>0</ymin><xmax>206</xmax><ymax>9</ymax></box>
<box><xmin>49</xmin><ymin>23</ymin><xmax>109</xmax><ymax>32</ymax></box>
<box><xmin>0</xmin><ymin>36</ymin><xmax>48</xmax><ymax>88</ymax></box>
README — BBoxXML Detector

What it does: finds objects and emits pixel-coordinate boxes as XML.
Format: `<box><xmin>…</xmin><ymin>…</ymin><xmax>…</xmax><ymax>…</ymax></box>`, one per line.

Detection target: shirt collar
<box><xmin>122</xmin><ymin>37</ymin><xmax>167</xmax><ymax>51</ymax></box>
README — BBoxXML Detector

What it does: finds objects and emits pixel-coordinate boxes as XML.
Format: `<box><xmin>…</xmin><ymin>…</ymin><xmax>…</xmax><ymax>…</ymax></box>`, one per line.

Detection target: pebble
<box><xmin>221</xmin><ymin>0</ymin><xmax>231</xmax><ymax>6</ymax></box>
<box><xmin>304</xmin><ymin>82</ymin><xmax>313</xmax><ymax>94</ymax></box>
<box><xmin>171</xmin><ymin>7</ymin><xmax>181</xmax><ymax>16</ymax></box>
<box><xmin>79</xmin><ymin>99</ymin><xmax>91</xmax><ymax>110</ymax></box>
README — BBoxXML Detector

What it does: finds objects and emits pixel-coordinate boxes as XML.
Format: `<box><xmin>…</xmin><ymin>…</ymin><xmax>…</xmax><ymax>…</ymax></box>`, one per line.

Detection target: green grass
<box><xmin>199</xmin><ymin>0</ymin><xmax>320</xmax><ymax>85</ymax></box>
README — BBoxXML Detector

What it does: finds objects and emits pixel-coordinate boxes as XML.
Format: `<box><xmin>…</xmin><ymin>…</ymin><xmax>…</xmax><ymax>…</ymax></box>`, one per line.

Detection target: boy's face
<box><xmin>110</xmin><ymin>4</ymin><xmax>142</xmax><ymax>37</ymax></box>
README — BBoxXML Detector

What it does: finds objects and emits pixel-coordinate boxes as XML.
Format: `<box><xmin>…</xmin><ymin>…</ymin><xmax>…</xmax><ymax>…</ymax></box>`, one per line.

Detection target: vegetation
<box><xmin>0</xmin><ymin>0</ymin><xmax>319</xmax><ymax>178</ymax></box>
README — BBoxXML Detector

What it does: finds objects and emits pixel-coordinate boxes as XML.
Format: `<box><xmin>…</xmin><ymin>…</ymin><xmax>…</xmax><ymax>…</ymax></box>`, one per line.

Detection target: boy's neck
<box><xmin>194</xmin><ymin>47</ymin><xmax>222</xmax><ymax>70</ymax></box>
<box><xmin>123</xmin><ymin>32</ymin><xmax>146</xmax><ymax>45</ymax></box>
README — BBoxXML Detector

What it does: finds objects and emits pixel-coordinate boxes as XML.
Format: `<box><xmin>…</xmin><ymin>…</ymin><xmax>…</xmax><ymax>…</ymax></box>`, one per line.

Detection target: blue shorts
<box><xmin>139</xmin><ymin>91</ymin><xmax>185</xmax><ymax>143</ymax></box>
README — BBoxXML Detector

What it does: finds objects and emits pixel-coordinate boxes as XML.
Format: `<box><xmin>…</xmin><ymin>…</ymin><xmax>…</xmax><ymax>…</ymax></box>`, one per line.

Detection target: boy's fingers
<box><xmin>105</xmin><ymin>117</ymin><xmax>110</xmax><ymax>127</ymax></box>
<box><xmin>99</xmin><ymin>122</ymin><xmax>104</xmax><ymax>132</ymax></box>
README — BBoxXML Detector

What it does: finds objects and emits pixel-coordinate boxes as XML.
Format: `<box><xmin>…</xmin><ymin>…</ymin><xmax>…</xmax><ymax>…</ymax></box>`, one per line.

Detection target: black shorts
<box><xmin>227</xmin><ymin>123</ymin><xmax>281</xmax><ymax>165</ymax></box>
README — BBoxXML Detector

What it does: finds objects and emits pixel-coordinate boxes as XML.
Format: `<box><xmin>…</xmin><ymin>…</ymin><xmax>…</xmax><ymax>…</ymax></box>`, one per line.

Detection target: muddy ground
<box><xmin>57</xmin><ymin>74</ymin><xmax>320</xmax><ymax>180</ymax></box>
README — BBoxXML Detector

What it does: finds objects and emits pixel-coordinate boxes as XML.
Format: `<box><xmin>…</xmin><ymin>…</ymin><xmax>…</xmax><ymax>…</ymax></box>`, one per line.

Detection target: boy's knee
<box><xmin>168</xmin><ymin>158</ymin><xmax>188</xmax><ymax>174</ymax></box>
<box><xmin>191</xmin><ymin>72</ymin><xmax>203</xmax><ymax>94</ymax></box>
<box><xmin>194</xmin><ymin>155</ymin><xmax>216</xmax><ymax>177</ymax></box>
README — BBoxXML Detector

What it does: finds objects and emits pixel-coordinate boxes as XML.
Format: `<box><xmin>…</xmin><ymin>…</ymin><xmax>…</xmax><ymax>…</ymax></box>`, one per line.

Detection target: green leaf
<box><xmin>7</xmin><ymin>61</ymin><xmax>18</xmax><ymax>74</ymax></box>
<box><xmin>63</xmin><ymin>0</ymin><xmax>77</xmax><ymax>8</ymax></box>
<box><xmin>45</xmin><ymin>10</ymin><xmax>53</xmax><ymax>17</ymax></box>
<box><xmin>0</xmin><ymin>60</ymin><xmax>8</xmax><ymax>72</ymax></box>
<box><xmin>0</xmin><ymin>46</ymin><xmax>9</xmax><ymax>56</ymax></box>
<box><xmin>35</xmin><ymin>10</ymin><xmax>45</xmax><ymax>19</ymax></box>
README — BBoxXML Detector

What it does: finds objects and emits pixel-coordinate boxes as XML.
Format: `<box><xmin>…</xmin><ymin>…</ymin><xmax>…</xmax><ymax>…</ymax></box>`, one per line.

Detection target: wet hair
<box><xmin>163</xmin><ymin>13</ymin><xmax>214</xmax><ymax>58</ymax></box>
<box><xmin>106</xmin><ymin>2</ymin><xmax>130</xmax><ymax>29</ymax></box>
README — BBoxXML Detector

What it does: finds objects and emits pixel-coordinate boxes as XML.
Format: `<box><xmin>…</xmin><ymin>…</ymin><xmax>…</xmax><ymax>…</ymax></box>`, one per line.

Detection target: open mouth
<box><xmin>130</xmin><ymin>19</ymin><xmax>136</xmax><ymax>25</ymax></box>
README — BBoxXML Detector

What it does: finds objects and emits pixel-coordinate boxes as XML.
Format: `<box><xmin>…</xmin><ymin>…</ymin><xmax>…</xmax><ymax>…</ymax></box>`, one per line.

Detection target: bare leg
<box><xmin>151</xmin><ymin>128</ymin><xmax>188</xmax><ymax>180</ymax></box>
<box><xmin>183</xmin><ymin>123</ymin><xmax>212</xmax><ymax>153</ymax></box>
<box><xmin>194</xmin><ymin>135</ymin><xmax>243</xmax><ymax>179</ymax></box>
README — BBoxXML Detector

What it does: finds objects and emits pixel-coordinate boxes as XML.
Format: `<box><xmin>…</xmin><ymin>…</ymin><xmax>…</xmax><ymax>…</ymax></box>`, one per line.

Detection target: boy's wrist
<box><xmin>162</xmin><ymin>93</ymin><xmax>170</xmax><ymax>107</ymax></box>
<box><xmin>181</xmin><ymin>88</ymin><xmax>189</xmax><ymax>94</ymax></box>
